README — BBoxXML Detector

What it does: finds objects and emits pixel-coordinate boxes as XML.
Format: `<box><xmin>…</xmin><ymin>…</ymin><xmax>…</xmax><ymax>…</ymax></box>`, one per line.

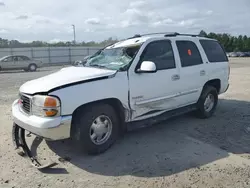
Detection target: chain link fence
<box><xmin>0</xmin><ymin>46</ymin><xmax>103</xmax><ymax>65</ymax></box>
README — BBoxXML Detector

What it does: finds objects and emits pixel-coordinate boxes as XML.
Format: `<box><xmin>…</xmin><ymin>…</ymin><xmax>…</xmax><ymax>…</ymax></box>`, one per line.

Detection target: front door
<box><xmin>173</xmin><ymin>40</ymin><xmax>208</xmax><ymax>106</ymax></box>
<box><xmin>128</xmin><ymin>39</ymin><xmax>181</xmax><ymax>121</ymax></box>
<box><xmin>1</xmin><ymin>56</ymin><xmax>15</xmax><ymax>69</ymax></box>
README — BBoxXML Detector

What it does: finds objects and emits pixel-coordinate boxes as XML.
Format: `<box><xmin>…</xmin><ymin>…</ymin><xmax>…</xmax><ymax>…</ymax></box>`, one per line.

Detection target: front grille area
<box><xmin>20</xmin><ymin>94</ymin><xmax>31</xmax><ymax>114</ymax></box>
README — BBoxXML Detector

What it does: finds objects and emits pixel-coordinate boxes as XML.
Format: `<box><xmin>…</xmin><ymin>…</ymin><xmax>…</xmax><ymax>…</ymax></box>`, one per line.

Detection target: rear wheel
<box><xmin>28</xmin><ymin>64</ymin><xmax>37</xmax><ymax>72</ymax></box>
<box><xmin>195</xmin><ymin>86</ymin><xmax>218</xmax><ymax>118</ymax></box>
<box><xmin>71</xmin><ymin>103</ymin><xmax>120</xmax><ymax>155</ymax></box>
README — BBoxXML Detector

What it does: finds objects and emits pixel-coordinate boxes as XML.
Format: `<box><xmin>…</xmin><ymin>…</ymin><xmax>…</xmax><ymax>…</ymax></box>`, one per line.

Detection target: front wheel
<box><xmin>71</xmin><ymin>103</ymin><xmax>120</xmax><ymax>155</ymax></box>
<box><xmin>195</xmin><ymin>86</ymin><xmax>218</xmax><ymax>119</ymax></box>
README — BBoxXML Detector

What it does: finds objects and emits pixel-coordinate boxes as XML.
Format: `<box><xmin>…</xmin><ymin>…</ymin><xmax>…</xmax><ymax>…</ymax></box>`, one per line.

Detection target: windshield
<box><xmin>84</xmin><ymin>45</ymin><xmax>141</xmax><ymax>71</ymax></box>
<box><xmin>0</xmin><ymin>56</ymin><xmax>8</xmax><ymax>61</ymax></box>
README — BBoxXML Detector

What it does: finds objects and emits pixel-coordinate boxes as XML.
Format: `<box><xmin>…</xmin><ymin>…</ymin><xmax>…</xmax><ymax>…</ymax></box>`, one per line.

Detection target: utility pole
<box><xmin>72</xmin><ymin>24</ymin><xmax>76</xmax><ymax>45</ymax></box>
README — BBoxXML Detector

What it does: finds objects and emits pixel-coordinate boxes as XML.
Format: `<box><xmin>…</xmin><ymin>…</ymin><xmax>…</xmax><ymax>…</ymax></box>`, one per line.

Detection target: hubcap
<box><xmin>89</xmin><ymin>115</ymin><xmax>112</xmax><ymax>145</ymax></box>
<box><xmin>30</xmin><ymin>65</ymin><xmax>36</xmax><ymax>71</ymax></box>
<box><xmin>204</xmin><ymin>93</ymin><xmax>215</xmax><ymax>112</ymax></box>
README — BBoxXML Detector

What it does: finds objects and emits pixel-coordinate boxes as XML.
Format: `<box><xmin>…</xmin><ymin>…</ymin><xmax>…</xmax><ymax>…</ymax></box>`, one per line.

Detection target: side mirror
<box><xmin>137</xmin><ymin>61</ymin><xmax>157</xmax><ymax>73</ymax></box>
<box><xmin>3</xmin><ymin>59</ymin><xmax>8</xmax><ymax>62</ymax></box>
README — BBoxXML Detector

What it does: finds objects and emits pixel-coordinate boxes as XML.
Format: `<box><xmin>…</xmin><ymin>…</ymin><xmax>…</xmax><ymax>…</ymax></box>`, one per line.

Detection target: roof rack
<box><xmin>127</xmin><ymin>32</ymin><xmax>180</xmax><ymax>39</ymax></box>
<box><xmin>127</xmin><ymin>32</ymin><xmax>202</xmax><ymax>39</ymax></box>
<box><xmin>165</xmin><ymin>33</ymin><xmax>201</xmax><ymax>37</ymax></box>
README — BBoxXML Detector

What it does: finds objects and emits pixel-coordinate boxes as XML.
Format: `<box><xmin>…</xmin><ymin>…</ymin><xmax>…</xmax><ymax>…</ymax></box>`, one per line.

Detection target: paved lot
<box><xmin>0</xmin><ymin>58</ymin><xmax>250</xmax><ymax>188</ymax></box>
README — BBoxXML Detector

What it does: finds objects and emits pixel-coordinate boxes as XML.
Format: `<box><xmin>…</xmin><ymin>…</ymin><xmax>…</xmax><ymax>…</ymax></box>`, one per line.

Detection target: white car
<box><xmin>0</xmin><ymin>55</ymin><xmax>43</xmax><ymax>72</ymax></box>
<box><xmin>12</xmin><ymin>32</ymin><xmax>230</xmax><ymax>166</ymax></box>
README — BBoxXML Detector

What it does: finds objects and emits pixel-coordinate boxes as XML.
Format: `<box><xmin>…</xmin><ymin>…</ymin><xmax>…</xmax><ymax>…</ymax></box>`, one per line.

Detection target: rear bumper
<box><xmin>12</xmin><ymin>99</ymin><xmax>72</xmax><ymax>140</ymax></box>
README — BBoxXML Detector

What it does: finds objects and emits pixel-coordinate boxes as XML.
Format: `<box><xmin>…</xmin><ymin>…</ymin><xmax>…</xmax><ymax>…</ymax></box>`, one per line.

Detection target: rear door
<box><xmin>173</xmin><ymin>40</ymin><xmax>208</xmax><ymax>106</ymax></box>
<box><xmin>17</xmin><ymin>56</ymin><xmax>30</xmax><ymax>68</ymax></box>
<box><xmin>199</xmin><ymin>40</ymin><xmax>229</xmax><ymax>94</ymax></box>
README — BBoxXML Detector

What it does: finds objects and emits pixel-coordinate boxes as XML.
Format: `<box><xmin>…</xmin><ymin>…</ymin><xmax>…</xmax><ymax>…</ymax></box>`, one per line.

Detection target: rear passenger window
<box><xmin>22</xmin><ymin>56</ymin><xmax>30</xmax><ymax>60</ymax></box>
<box><xmin>140</xmin><ymin>40</ymin><xmax>176</xmax><ymax>70</ymax></box>
<box><xmin>176</xmin><ymin>41</ymin><xmax>203</xmax><ymax>67</ymax></box>
<box><xmin>200</xmin><ymin>40</ymin><xmax>228</xmax><ymax>62</ymax></box>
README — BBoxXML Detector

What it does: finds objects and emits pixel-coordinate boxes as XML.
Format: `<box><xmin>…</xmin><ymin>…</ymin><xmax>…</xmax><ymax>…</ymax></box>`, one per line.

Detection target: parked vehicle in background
<box><xmin>73</xmin><ymin>55</ymin><xmax>90</xmax><ymax>66</ymax></box>
<box><xmin>0</xmin><ymin>55</ymin><xmax>43</xmax><ymax>72</ymax></box>
<box><xmin>230</xmin><ymin>52</ymin><xmax>238</xmax><ymax>57</ymax></box>
<box><xmin>244</xmin><ymin>52</ymin><xmax>250</xmax><ymax>57</ymax></box>
<box><xmin>237</xmin><ymin>52</ymin><xmax>247</xmax><ymax>57</ymax></box>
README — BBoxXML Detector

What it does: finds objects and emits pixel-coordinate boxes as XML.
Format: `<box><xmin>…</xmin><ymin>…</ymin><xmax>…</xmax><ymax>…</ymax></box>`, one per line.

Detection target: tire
<box><xmin>28</xmin><ymin>64</ymin><xmax>37</xmax><ymax>72</ymax></box>
<box><xmin>195</xmin><ymin>86</ymin><xmax>218</xmax><ymax>119</ymax></box>
<box><xmin>71</xmin><ymin>103</ymin><xmax>120</xmax><ymax>155</ymax></box>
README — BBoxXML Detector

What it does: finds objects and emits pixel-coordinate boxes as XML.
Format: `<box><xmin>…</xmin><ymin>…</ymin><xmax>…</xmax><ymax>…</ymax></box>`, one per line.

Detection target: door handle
<box><xmin>200</xmin><ymin>70</ymin><xmax>206</xmax><ymax>76</ymax></box>
<box><xmin>172</xmin><ymin>74</ymin><xmax>180</xmax><ymax>81</ymax></box>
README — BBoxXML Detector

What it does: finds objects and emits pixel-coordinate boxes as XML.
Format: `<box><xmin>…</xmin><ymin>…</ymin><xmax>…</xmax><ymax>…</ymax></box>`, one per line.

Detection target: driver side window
<box><xmin>139</xmin><ymin>40</ymin><xmax>176</xmax><ymax>70</ymax></box>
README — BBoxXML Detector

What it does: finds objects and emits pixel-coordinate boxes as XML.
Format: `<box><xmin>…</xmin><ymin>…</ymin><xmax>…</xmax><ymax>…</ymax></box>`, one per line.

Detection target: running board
<box><xmin>127</xmin><ymin>104</ymin><xmax>197</xmax><ymax>131</ymax></box>
<box><xmin>12</xmin><ymin>123</ymin><xmax>58</xmax><ymax>169</ymax></box>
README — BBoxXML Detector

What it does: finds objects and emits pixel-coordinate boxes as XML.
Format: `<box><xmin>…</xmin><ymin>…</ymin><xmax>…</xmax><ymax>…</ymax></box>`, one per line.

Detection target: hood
<box><xmin>20</xmin><ymin>66</ymin><xmax>116</xmax><ymax>94</ymax></box>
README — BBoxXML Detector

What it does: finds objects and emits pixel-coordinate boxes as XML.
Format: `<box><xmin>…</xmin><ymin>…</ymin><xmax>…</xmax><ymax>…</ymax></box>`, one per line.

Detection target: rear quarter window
<box><xmin>199</xmin><ymin>40</ymin><xmax>228</xmax><ymax>63</ymax></box>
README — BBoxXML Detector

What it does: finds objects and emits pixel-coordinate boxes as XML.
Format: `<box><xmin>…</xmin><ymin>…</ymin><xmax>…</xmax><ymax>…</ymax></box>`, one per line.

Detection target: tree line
<box><xmin>0</xmin><ymin>37</ymin><xmax>119</xmax><ymax>48</ymax></box>
<box><xmin>1</xmin><ymin>31</ymin><xmax>250</xmax><ymax>52</ymax></box>
<box><xmin>199</xmin><ymin>30</ymin><xmax>250</xmax><ymax>52</ymax></box>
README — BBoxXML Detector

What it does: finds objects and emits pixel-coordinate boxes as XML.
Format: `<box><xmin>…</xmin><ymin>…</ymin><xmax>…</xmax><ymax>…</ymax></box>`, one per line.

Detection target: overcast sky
<box><xmin>0</xmin><ymin>0</ymin><xmax>250</xmax><ymax>42</ymax></box>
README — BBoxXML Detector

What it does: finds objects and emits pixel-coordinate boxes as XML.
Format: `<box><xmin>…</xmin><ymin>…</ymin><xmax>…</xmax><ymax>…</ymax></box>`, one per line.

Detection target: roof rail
<box><xmin>126</xmin><ymin>32</ymin><xmax>203</xmax><ymax>40</ymax></box>
<box><xmin>165</xmin><ymin>33</ymin><xmax>201</xmax><ymax>37</ymax></box>
<box><xmin>127</xmin><ymin>32</ymin><xmax>180</xmax><ymax>39</ymax></box>
<box><xmin>141</xmin><ymin>32</ymin><xmax>179</xmax><ymax>36</ymax></box>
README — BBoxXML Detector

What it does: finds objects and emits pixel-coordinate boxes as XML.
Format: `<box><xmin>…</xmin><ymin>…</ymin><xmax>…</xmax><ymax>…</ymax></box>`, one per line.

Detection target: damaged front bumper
<box><xmin>12</xmin><ymin>123</ymin><xmax>58</xmax><ymax>169</ymax></box>
<box><xmin>11</xmin><ymin>99</ymin><xmax>72</xmax><ymax>169</ymax></box>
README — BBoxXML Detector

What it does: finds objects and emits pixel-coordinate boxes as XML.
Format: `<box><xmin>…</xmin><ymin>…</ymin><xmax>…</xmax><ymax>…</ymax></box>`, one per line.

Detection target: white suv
<box><xmin>12</xmin><ymin>32</ymin><xmax>230</xmax><ymax>159</ymax></box>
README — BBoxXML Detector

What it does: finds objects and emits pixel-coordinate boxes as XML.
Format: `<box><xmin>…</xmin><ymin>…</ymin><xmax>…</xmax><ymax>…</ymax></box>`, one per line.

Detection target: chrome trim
<box><xmin>19</xmin><ymin>93</ymin><xmax>32</xmax><ymax>115</ymax></box>
<box><xmin>135</xmin><ymin>89</ymin><xmax>199</xmax><ymax>106</ymax></box>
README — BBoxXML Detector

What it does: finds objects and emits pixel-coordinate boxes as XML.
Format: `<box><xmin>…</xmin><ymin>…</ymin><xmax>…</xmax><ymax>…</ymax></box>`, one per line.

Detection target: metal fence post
<box><xmin>69</xmin><ymin>47</ymin><xmax>71</xmax><ymax>64</ymax></box>
<box><xmin>48</xmin><ymin>47</ymin><xmax>51</xmax><ymax>64</ymax></box>
<box><xmin>31</xmin><ymin>48</ymin><xmax>34</xmax><ymax>58</ymax></box>
<box><xmin>10</xmin><ymin>48</ymin><xmax>13</xmax><ymax>55</ymax></box>
<box><xmin>87</xmin><ymin>47</ymin><xmax>89</xmax><ymax>56</ymax></box>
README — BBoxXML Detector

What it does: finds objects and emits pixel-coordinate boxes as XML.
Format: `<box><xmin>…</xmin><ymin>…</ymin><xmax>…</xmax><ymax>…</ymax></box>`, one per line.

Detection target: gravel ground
<box><xmin>1</xmin><ymin>58</ymin><xmax>250</xmax><ymax>188</ymax></box>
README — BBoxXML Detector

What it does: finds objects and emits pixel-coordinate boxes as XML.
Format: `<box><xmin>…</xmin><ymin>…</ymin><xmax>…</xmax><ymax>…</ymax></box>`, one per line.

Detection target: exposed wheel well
<box><xmin>204</xmin><ymin>79</ymin><xmax>221</xmax><ymax>93</ymax></box>
<box><xmin>72</xmin><ymin>98</ymin><xmax>127</xmax><ymax>132</ymax></box>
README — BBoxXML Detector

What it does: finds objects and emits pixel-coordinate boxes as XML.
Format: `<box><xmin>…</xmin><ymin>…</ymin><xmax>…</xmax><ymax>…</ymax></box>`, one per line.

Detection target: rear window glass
<box><xmin>200</xmin><ymin>40</ymin><xmax>228</xmax><ymax>62</ymax></box>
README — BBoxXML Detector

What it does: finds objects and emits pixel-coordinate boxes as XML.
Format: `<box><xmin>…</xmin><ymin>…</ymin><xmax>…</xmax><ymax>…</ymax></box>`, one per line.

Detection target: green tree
<box><xmin>242</xmin><ymin>35</ymin><xmax>248</xmax><ymax>52</ymax></box>
<box><xmin>199</xmin><ymin>30</ymin><xmax>207</xmax><ymax>37</ymax></box>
